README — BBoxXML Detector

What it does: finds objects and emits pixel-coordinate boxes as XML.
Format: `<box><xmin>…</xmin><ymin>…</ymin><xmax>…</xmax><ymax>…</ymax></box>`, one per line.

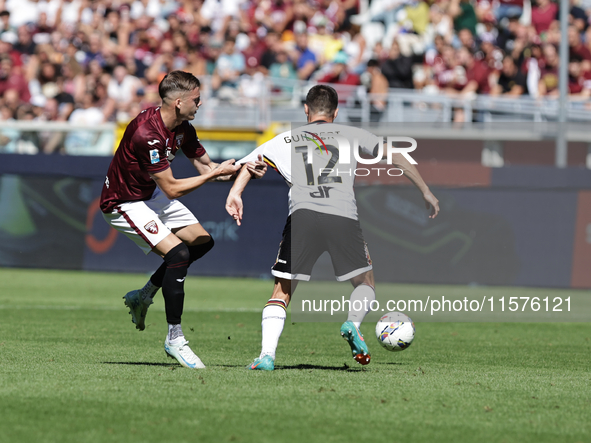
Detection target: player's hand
<box><xmin>246</xmin><ymin>154</ymin><xmax>267</xmax><ymax>179</ymax></box>
<box><xmin>423</xmin><ymin>190</ymin><xmax>440</xmax><ymax>219</ymax></box>
<box><xmin>226</xmin><ymin>193</ymin><xmax>244</xmax><ymax>226</ymax></box>
<box><xmin>215</xmin><ymin>159</ymin><xmax>241</xmax><ymax>177</ymax></box>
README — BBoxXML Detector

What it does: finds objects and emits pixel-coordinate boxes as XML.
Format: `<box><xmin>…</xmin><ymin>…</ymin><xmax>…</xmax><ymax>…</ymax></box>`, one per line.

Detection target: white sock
<box><xmin>140</xmin><ymin>280</ymin><xmax>159</xmax><ymax>301</ymax></box>
<box><xmin>347</xmin><ymin>284</ymin><xmax>376</xmax><ymax>328</ymax></box>
<box><xmin>168</xmin><ymin>324</ymin><xmax>184</xmax><ymax>344</ymax></box>
<box><xmin>260</xmin><ymin>299</ymin><xmax>287</xmax><ymax>359</ymax></box>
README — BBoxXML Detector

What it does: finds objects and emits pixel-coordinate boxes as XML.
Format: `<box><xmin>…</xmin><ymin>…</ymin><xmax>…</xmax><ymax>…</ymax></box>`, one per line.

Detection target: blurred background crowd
<box><xmin>0</xmin><ymin>0</ymin><xmax>589</xmax><ymax>133</ymax></box>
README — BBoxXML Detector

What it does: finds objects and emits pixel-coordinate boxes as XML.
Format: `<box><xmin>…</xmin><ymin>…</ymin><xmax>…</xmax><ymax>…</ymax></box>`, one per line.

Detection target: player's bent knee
<box><xmin>164</xmin><ymin>242</ymin><xmax>191</xmax><ymax>268</ymax></box>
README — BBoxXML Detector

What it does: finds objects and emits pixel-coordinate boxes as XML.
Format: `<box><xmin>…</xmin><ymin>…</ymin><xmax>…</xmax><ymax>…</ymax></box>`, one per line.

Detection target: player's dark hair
<box><xmin>158</xmin><ymin>71</ymin><xmax>200</xmax><ymax>101</ymax></box>
<box><xmin>305</xmin><ymin>85</ymin><xmax>338</xmax><ymax>117</ymax></box>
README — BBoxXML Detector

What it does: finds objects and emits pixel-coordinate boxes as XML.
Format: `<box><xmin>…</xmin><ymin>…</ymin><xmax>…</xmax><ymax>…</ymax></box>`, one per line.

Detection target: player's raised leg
<box><xmin>128</xmin><ymin>223</ymin><xmax>216</xmax><ymax>331</ymax></box>
<box><xmin>340</xmin><ymin>270</ymin><xmax>375</xmax><ymax>365</ymax></box>
<box><xmin>249</xmin><ymin>278</ymin><xmax>296</xmax><ymax>371</ymax></box>
<box><xmin>123</xmin><ymin>284</ymin><xmax>156</xmax><ymax>332</ymax></box>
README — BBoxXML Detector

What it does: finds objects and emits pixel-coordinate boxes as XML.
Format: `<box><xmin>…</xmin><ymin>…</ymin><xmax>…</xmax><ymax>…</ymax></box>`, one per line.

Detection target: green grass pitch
<box><xmin>1</xmin><ymin>268</ymin><xmax>590</xmax><ymax>443</ymax></box>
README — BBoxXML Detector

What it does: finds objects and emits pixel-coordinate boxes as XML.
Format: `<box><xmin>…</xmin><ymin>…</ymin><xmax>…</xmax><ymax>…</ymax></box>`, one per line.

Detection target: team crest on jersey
<box><xmin>175</xmin><ymin>134</ymin><xmax>184</xmax><ymax>147</ymax></box>
<box><xmin>149</xmin><ymin>149</ymin><xmax>159</xmax><ymax>164</ymax></box>
<box><xmin>144</xmin><ymin>221</ymin><xmax>158</xmax><ymax>234</ymax></box>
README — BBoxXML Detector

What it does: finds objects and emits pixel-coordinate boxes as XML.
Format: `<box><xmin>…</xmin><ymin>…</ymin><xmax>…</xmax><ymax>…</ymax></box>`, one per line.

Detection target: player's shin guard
<box><xmin>260</xmin><ymin>299</ymin><xmax>287</xmax><ymax>360</ymax></box>
<box><xmin>347</xmin><ymin>284</ymin><xmax>376</xmax><ymax>328</ymax></box>
<box><xmin>188</xmin><ymin>237</ymin><xmax>214</xmax><ymax>264</ymax></box>
<box><xmin>161</xmin><ymin>243</ymin><xmax>190</xmax><ymax>325</ymax></box>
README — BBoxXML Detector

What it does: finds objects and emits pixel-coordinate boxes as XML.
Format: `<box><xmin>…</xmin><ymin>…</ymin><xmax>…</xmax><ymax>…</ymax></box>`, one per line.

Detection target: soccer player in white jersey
<box><xmin>226</xmin><ymin>84</ymin><xmax>440</xmax><ymax>370</ymax></box>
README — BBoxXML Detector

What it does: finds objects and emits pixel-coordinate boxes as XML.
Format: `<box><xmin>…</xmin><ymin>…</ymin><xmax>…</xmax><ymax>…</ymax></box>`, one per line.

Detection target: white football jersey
<box><xmin>238</xmin><ymin>122</ymin><xmax>381</xmax><ymax>220</ymax></box>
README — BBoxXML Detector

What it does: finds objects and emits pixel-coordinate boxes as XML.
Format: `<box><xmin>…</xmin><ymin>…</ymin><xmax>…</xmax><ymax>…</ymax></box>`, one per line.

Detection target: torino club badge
<box><xmin>144</xmin><ymin>220</ymin><xmax>158</xmax><ymax>234</ymax></box>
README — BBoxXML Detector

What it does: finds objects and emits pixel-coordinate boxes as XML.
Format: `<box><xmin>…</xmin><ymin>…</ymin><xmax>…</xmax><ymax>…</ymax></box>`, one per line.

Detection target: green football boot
<box><xmin>340</xmin><ymin>321</ymin><xmax>371</xmax><ymax>365</ymax></box>
<box><xmin>248</xmin><ymin>355</ymin><xmax>275</xmax><ymax>371</ymax></box>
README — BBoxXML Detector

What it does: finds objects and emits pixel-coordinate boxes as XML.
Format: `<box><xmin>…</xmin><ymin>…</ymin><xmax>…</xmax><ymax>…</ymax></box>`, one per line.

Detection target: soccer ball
<box><xmin>375</xmin><ymin>312</ymin><xmax>415</xmax><ymax>351</ymax></box>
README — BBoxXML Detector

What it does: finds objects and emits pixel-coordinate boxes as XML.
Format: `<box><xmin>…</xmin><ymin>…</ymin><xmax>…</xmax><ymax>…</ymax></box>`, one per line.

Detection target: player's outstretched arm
<box><xmin>151</xmin><ymin>159</ymin><xmax>240</xmax><ymax>199</ymax></box>
<box><xmin>225</xmin><ymin>165</ymin><xmax>253</xmax><ymax>226</ymax></box>
<box><xmin>390</xmin><ymin>152</ymin><xmax>440</xmax><ymax>219</ymax></box>
<box><xmin>191</xmin><ymin>153</ymin><xmax>267</xmax><ymax>181</ymax></box>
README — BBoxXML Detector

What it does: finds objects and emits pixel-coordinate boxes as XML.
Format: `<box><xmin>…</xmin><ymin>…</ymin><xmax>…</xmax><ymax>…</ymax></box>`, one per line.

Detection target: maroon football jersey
<box><xmin>100</xmin><ymin>106</ymin><xmax>206</xmax><ymax>213</ymax></box>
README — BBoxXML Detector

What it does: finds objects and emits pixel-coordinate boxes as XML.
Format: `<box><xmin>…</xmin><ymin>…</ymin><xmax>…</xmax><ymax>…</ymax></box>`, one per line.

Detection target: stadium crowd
<box><xmin>0</xmin><ymin>0</ymin><xmax>589</xmax><ymax>146</ymax></box>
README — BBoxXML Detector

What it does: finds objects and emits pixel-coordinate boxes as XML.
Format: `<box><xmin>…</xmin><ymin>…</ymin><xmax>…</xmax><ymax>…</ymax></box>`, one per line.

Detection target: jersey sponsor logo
<box><xmin>144</xmin><ymin>220</ymin><xmax>158</xmax><ymax>234</ymax></box>
<box><xmin>147</xmin><ymin>139</ymin><xmax>160</xmax><ymax>146</ymax></box>
<box><xmin>150</xmin><ymin>149</ymin><xmax>159</xmax><ymax>164</ymax></box>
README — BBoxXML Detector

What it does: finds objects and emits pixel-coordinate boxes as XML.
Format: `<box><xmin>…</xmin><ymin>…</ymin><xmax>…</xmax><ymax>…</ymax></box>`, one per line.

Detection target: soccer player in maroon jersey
<box><xmin>100</xmin><ymin>71</ymin><xmax>266</xmax><ymax>369</ymax></box>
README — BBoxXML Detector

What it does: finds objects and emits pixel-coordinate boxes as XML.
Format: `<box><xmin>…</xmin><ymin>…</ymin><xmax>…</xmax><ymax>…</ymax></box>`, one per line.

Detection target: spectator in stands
<box><xmin>538</xmin><ymin>43</ymin><xmax>559</xmax><ymax>96</ymax></box>
<box><xmin>457</xmin><ymin>28</ymin><xmax>478</xmax><ymax>52</ymax></box>
<box><xmin>0</xmin><ymin>10</ymin><xmax>16</xmax><ymax>37</ymax></box>
<box><xmin>0</xmin><ymin>55</ymin><xmax>30</xmax><ymax>103</ymax></box>
<box><xmin>14</xmin><ymin>25</ymin><xmax>36</xmax><ymax>58</ymax></box>
<box><xmin>200</xmin><ymin>0</ymin><xmax>245</xmax><ymax>39</ymax></box>
<box><xmin>568</xmin><ymin>25</ymin><xmax>591</xmax><ymax>70</ymax></box>
<box><xmin>260</xmin><ymin>31</ymin><xmax>280</xmax><ymax>72</ymax></box>
<box><xmin>480</xmin><ymin>37</ymin><xmax>503</xmax><ymax>71</ymax></box>
<box><xmin>404</xmin><ymin>0</ymin><xmax>430</xmax><ymax>36</ymax></box>
<box><xmin>28</xmin><ymin>61</ymin><xmax>60</xmax><ymax>107</ymax></box>
<box><xmin>241</xmin><ymin>30</ymin><xmax>266</xmax><ymax>70</ymax></box>
<box><xmin>107</xmin><ymin>64</ymin><xmax>142</xmax><ymax>115</ymax></box>
<box><xmin>453</xmin><ymin>46</ymin><xmax>491</xmax><ymax>96</ymax></box>
<box><xmin>341</xmin><ymin>25</ymin><xmax>369</xmax><ymax>74</ymax></box>
<box><xmin>429</xmin><ymin>44</ymin><xmax>457</xmax><ymax>93</ymax></box>
<box><xmin>566</xmin><ymin>0</ymin><xmax>588</xmax><ymax>33</ymax></box>
<box><xmin>476</xmin><ymin>13</ymin><xmax>498</xmax><ymax>47</ymax></box>
<box><xmin>380</xmin><ymin>40</ymin><xmax>414</xmax><ymax>89</ymax></box>
<box><xmin>395</xmin><ymin>0</ymin><xmax>430</xmax><ymax>57</ymax></box>
<box><xmin>212</xmin><ymin>36</ymin><xmax>246</xmax><ymax>98</ymax></box>
<box><xmin>449</xmin><ymin>0</ymin><xmax>478</xmax><ymax>37</ymax></box>
<box><xmin>355</xmin><ymin>0</ymin><xmax>406</xmax><ymax>33</ymax></box>
<box><xmin>83</xmin><ymin>32</ymin><xmax>106</xmax><ymax>68</ymax></box>
<box><xmin>65</xmin><ymin>91</ymin><xmax>112</xmax><ymax>155</ymax></box>
<box><xmin>251</xmin><ymin>0</ymin><xmax>294</xmax><ymax>35</ymax></box>
<box><xmin>317</xmin><ymin>51</ymin><xmax>360</xmax><ymax>85</ymax></box>
<box><xmin>292</xmin><ymin>31</ymin><xmax>317</xmax><ymax>80</ymax></box>
<box><xmin>269</xmin><ymin>45</ymin><xmax>298</xmax><ymax>91</ymax></box>
<box><xmin>531</xmin><ymin>0</ymin><xmax>558</xmax><ymax>36</ymax></box>
<box><xmin>490</xmin><ymin>55</ymin><xmax>528</xmax><ymax>96</ymax></box>
<box><xmin>424</xmin><ymin>4</ymin><xmax>454</xmax><ymax>51</ymax></box>
<box><xmin>494</xmin><ymin>0</ymin><xmax>524</xmax><ymax>22</ymax></box>
<box><xmin>146</xmin><ymin>39</ymin><xmax>183</xmax><ymax>83</ymax></box>
<box><xmin>363</xmin><ymin>58</ymin><xmax>389</xmax><ymax>121</ymax></box>
<box><xmin>567</xmin><ymin>55</ymin><xmax>591</xmax><ymax>96</ymax></box>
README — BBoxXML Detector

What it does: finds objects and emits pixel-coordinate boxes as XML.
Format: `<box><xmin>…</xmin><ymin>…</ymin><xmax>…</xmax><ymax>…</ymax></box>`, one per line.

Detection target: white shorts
<box><xmin>103</xmin><ymin>188</ymin><xmax>199</xmax><ymax>254</ymax></box>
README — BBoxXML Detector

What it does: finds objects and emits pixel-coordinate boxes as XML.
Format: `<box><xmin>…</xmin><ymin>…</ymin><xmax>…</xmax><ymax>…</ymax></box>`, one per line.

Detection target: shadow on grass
<box><xmin>102</xmin><ymin>361</ymin><xmax>178</xmax><ymax>367</ymax></box>
<box><xmin>216</xmin><ymin>363</ymin><xmax>362</xmax><ymax>371</ymax></box>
